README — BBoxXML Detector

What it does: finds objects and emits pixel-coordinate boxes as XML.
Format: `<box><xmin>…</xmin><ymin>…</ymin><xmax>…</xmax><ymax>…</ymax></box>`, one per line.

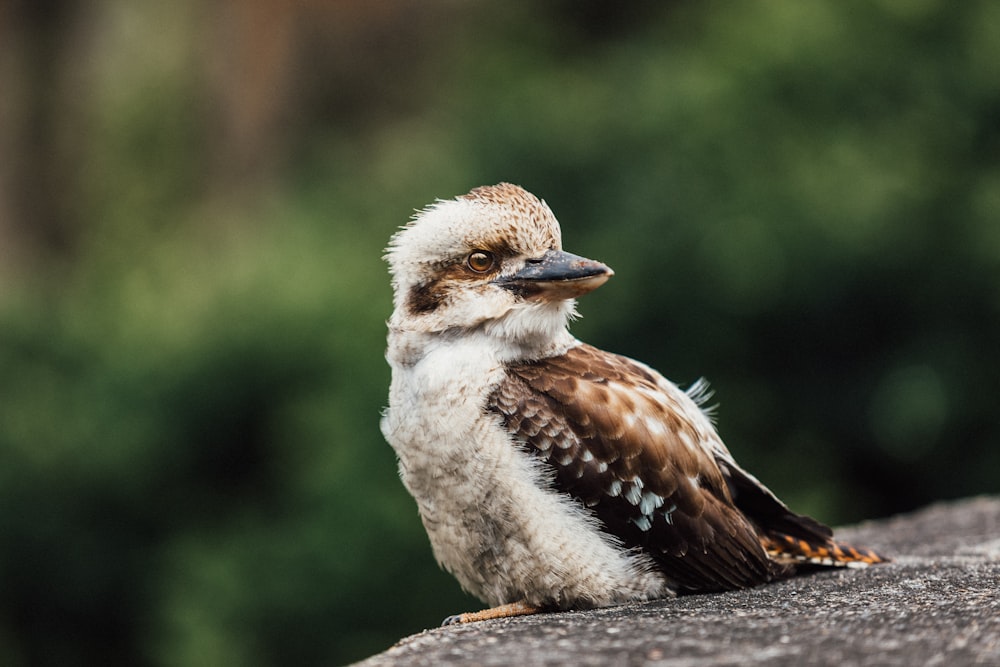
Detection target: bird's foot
<box><xmin>442</xmin><ymin>600</ymin><xmax>542</xmax><ymax>625</ymax></box>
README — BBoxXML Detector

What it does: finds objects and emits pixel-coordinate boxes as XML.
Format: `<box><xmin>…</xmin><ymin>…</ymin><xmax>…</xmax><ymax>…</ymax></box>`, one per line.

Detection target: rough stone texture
<box><xmin>354</xmin><ymin>496</ymin><xmax>1000</xmax><ymax>666</ymax></box>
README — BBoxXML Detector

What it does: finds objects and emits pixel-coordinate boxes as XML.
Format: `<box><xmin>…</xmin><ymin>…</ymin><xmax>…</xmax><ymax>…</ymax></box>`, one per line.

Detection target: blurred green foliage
<box><xmin>1</xmin><ymin>1</ymin><xmax>998</xmax><ymax>665</ymax></box>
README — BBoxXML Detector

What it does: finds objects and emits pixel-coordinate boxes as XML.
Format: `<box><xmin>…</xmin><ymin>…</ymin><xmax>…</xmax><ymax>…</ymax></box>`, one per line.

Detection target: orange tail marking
<box><xmin>761</xmin><ymin>532</ymin><xmax>889</xmax><ymax>569</ymax></box>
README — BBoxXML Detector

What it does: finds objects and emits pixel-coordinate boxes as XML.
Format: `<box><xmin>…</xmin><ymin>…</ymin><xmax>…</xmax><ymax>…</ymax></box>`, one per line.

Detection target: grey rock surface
<box><xmin>355</xmin><ymin>497</ymin><xmax>1000</xmax><ymax>666</ymax></box>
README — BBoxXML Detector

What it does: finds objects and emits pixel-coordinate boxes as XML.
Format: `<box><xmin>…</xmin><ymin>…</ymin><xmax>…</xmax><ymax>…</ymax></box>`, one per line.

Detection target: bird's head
<box><xmin>385</xmin><ymin>183</ymin><xmax>613</xmax><ymax>352</ymax></box>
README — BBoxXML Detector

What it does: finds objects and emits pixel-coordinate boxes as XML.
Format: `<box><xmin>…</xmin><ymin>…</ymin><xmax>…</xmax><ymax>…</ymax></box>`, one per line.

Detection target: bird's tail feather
<box><xmin>761</xmin><ymin>532</ymin><xmax>889</xmax><ymax>569</ymax></box>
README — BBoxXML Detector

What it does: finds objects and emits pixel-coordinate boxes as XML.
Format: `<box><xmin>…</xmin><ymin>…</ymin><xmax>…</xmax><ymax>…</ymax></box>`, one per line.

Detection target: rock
<box><xmin>354</xmin><ymin>497</ymin><xmax>1000</xmax><ymax>666</ymax></box>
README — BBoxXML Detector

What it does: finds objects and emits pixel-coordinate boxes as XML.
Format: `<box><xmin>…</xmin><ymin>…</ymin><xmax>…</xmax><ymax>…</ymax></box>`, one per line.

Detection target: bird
<box><xmin>380</xmin><ymin>183</ymin><xmax>887</xmax><ymax>625</ymax></box>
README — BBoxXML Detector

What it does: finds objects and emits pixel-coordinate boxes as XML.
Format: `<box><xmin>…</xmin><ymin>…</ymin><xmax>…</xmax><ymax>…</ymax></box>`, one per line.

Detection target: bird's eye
<box><xmin>466</xmin><ymin>251</ymin><xmax>495</xmax><ymax>273</ymax></box>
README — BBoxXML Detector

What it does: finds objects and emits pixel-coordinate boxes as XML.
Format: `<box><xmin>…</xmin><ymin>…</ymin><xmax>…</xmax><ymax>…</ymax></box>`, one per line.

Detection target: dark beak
<box><xmin>496</xmin><ymin>249</ymin><xmax>614</xmax><ymax>301</ymax></box>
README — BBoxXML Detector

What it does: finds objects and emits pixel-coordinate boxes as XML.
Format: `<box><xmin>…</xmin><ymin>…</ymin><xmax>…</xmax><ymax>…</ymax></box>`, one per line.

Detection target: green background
<box><xmin>1</xmin><ymin>1</ymin><xmax>997</xmax><ymax>664</ymax></box>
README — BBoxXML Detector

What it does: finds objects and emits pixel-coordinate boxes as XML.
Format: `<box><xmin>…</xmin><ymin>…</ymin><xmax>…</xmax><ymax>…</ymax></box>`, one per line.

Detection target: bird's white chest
<box><xmin>382</xmin><ymin>337</ymin><xmax>518</xmax><ymax>599</ymax></box>
<box><xmin>383</xmin><ymin>336</ymin><xmax>504</xmax><ymax>485</ymax></box>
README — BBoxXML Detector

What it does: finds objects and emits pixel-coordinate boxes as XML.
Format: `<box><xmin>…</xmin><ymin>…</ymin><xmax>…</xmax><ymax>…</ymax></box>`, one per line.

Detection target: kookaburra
<box><xmin>381</xmin><ymin>183</ymin><xmax>885</xmax><ymax>624</ymax></box>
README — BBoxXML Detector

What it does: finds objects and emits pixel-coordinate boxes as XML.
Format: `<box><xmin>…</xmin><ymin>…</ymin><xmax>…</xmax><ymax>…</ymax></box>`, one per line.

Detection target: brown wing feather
<box><xmin>489</xmin><ymin>343</ymin><xmax>785</xmax><ymax>593</ymax></box>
